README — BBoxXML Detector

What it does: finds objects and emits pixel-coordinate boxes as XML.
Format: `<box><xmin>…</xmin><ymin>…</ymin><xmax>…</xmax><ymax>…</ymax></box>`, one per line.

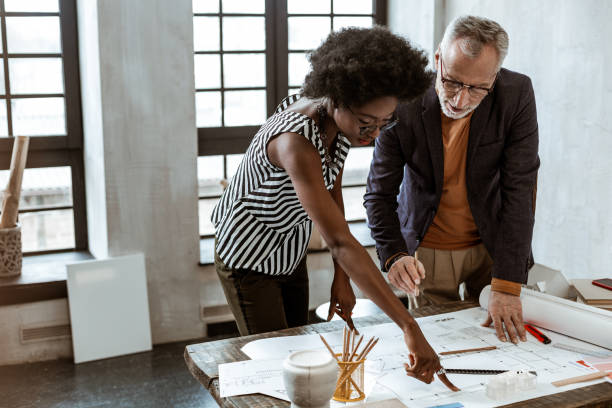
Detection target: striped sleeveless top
<box><xmin>211</xmin><ymin>94</ymin><xmax>351</xmax><ymax>275</ymax></box>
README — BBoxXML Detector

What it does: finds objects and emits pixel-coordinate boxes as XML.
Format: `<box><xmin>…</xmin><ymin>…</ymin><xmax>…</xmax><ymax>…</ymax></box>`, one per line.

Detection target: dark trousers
<box><xmin>215</xmin><ymin>250</ymin><xmax>309</xmax><ymax>336</ymax></box>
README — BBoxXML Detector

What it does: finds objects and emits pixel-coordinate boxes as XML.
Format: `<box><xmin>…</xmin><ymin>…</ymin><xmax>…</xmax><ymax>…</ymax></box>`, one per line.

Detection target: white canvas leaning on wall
<box><xmin>66</xmin><ymin>253</ymin><xmax>152</xmax><ymax>364</ymax></box>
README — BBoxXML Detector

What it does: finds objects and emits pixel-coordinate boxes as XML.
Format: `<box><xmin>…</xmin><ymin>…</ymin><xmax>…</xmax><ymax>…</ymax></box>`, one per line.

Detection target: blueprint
<box><xmin>240</xmin><ymin>307</ymin><xmax>611</xmax><ymax>407</ymax></box>
<box><xmin>219</xmin><ymin>358</ymin><xmax>285</xmax><ymax>397</ymax></box>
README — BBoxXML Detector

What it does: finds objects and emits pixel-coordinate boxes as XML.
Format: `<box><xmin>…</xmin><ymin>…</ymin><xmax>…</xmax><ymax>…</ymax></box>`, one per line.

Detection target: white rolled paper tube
<box><xmin>479</xmin><ymin>285</ymin><xmax>612</xmax><ymax>350</ymax></box>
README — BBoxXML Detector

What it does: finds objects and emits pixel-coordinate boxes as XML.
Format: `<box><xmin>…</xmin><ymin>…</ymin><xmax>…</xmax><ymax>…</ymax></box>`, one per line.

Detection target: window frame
<box><xmin>0</xmin><ymin>0</ymin><xmax>87</xmax><ymax>255</ymax></box>
<box><xmin>196</xmin><ymin>1</ymin><xmax>387</xmax><ymax>240</ymax></box>
<box><xmin>196</xmin><ymin>0</ymin><xmax>387</xmax><ymax>155</ymax></box>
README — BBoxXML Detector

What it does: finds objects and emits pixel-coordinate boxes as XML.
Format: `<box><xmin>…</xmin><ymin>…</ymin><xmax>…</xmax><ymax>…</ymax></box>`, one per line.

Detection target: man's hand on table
<box><xmin>388</xmin><ymin>255</ymin><xmax>425</xmax><ymax>295</ymax></box>
<box><xmin>482</xmin><ymin>290</ymin><xmax>527</xmax><ymax>344</ymax></box>
<box><xmin>328</xmin><ymin>271</ymin><xmax>357</xmax><ymax>332</ymax></box>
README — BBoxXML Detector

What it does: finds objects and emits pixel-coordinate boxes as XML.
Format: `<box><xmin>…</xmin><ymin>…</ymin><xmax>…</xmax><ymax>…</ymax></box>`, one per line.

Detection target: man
<box><xmin>364</xmin><ymin>15</ymin><xmax>539</xmax><ymax>344</ymax></box>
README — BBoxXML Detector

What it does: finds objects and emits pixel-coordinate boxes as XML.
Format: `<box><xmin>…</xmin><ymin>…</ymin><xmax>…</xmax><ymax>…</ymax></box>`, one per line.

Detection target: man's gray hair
<box><xmin>440</xmin><ymin>15</ymin><xmax>509</xmax><ymax>70</ymax></box>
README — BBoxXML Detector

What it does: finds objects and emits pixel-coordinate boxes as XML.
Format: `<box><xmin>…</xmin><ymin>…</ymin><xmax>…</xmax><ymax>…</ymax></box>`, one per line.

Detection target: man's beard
<box><xmin>435</xmin><ymin>83</ymin><xmax>479</xmax><ymax>119</ymax></box>
<box><xmin>438</xmin><ymin>94</ymin><xmax>478</xmax><ymax>119</ymax></box>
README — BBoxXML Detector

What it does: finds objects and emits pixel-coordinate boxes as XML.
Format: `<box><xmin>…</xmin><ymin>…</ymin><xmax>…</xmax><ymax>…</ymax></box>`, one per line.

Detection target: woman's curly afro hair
<box><xmin>302</xmin><ymin>26</ymin><xmax>433</xmax><ymax>108</ymax></box>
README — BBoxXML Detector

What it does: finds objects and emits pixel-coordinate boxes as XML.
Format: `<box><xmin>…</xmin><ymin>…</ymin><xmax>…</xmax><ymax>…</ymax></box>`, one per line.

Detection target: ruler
<box><xmin>553</xmin><ymin>343</ymin><xmax>612</xmax><ymax>358</ymax></box>
<box><xmin>445</xmin><ymin>368</ymin><xmax>537</xmax><ymax>376</ymax></box>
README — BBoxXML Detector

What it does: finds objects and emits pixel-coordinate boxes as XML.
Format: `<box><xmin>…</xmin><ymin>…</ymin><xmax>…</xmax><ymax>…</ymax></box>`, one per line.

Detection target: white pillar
<box><xmin>77</xmin><ymin>0</ymin><xmax>205</xmax><ymax>343</ymax></box>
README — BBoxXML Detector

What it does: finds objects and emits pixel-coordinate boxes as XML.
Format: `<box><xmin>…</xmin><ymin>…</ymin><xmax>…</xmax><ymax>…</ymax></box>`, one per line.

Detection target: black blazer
<box><xmin>364</xmin><ymin>68</ymin><xmax>539</xmax><ymax>283</ymax></box>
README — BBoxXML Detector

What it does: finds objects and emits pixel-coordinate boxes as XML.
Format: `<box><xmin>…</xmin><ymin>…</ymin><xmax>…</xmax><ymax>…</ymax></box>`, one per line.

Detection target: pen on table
<box><xmin>414</xmin><ymin>252</ymin><xmax>420</xmax><ymax>296</ymax></box>
<box><xmin>444</xmin><ymin>368</ymin><xmax>537</xmax><ymax>376</ymax></box>
<box><xmin>524</xmin><ymin>323</ymin><xmax>551</xmax><ymax>344</ymax></box>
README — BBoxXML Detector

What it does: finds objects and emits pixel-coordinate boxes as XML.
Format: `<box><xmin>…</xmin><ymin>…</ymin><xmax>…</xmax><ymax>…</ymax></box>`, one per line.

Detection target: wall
<box><xmin>389</xmin><ymin>0</ymin><xmax>612</xmax><ymax>280</ymax></box>
<box><xmin>0</xmin><ymin>300</ymin><xmax>72</xmax><ymax>365</ymax></box>
<box><xmin>388</xmin><ymin>0</ymin><xmax>445</xmax><ymax>68</ymax></box>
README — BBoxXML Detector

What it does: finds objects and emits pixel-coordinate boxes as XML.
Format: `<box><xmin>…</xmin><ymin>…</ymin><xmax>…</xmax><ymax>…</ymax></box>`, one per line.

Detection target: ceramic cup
<box><xmin>282</xmin><ymin>350</ymin><xmax>338</xmax><ymax>408</ymax></box>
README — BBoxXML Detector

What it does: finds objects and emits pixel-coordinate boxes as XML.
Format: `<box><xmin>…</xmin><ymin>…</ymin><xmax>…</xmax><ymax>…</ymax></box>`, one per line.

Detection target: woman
<box><xmin>212</xmin><ymin>26</ymin><xmax>455</xmax><ymax>387</ymax></box>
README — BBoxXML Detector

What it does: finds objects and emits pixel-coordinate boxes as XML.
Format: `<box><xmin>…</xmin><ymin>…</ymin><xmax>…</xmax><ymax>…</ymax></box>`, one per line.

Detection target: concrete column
<box><xmin>77</xmin><ymin>0</ymin><xmax>205</xmax><ymax>343</ymax></box>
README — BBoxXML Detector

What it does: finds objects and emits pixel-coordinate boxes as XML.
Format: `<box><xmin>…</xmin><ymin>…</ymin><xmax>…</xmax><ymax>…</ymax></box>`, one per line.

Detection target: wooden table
<box><xmin>185</xmin><ymin>301</ymin><xmax>612</xmax><ymax>408</ymax></box>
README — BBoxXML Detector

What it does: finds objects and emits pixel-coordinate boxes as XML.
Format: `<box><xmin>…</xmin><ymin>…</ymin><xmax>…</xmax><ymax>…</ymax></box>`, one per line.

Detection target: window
<box><xmin>287</xmin><ymin>0</ymin><xmax>379</xmax><ymax>94</ymax></box>
<box><xmin>0</xmin><ymin>0</ymin><xmax>85</xmax><ymax>254</ymax></box>
<box><xmin>198</xmin><ymin>154</ymin><xmax>243</xmax><ymax>237</ymax></box>
<box><xmin>195</xmin><ymin>0</ymin><xmax>387</xmax><ymax>242</ymax></box>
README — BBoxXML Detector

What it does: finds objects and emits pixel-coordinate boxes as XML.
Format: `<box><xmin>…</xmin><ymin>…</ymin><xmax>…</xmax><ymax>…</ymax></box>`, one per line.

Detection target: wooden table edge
<box><xmin>183</xmin><ymin>301</ymin><xmax>612</xmax><ymax>408</ymax></box>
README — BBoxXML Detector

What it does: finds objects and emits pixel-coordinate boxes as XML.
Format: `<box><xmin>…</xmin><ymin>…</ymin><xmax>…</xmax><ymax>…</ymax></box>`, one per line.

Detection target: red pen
<box><xmin>525</xmin><ymin>324</ymin><xmax>551</xmax><ymax>344</ymax></box>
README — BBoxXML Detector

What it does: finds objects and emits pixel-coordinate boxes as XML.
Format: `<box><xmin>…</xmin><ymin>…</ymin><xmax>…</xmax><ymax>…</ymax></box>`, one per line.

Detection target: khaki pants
<box><xmin>215</xmin><ymin>250</ymin><xmax>309</xmax><ymax>336</ymax></box>
<box><xmin>411</xmin><ymin>243</ymin><xmax>493</xmax><ymax>309</ymax></box>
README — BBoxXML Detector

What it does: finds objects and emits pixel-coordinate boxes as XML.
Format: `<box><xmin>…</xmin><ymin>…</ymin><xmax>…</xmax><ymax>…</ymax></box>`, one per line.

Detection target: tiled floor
<box><xmin>0</xmin><ymin>337</ymin><xmax>228</xmax><ymax>408</ymax></box>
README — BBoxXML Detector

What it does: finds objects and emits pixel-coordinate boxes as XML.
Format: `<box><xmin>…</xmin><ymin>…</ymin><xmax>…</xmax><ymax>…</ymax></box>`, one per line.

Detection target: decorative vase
<box><xmin>282</xmin><ymin>350</ymin><xmax>338</xmax><ymax>408</ymax></box>
<box><xmin>0</xmin><ymin>223</ymin><xmax>22</xmax><ymax>278</ymax></box>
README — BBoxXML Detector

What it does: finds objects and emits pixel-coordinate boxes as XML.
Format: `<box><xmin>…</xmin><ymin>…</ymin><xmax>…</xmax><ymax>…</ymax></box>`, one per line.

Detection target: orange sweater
<box><xmin>420</xmin><ymin>110</ymin><xmax>520</xmax><ymax>296</ymax></box>
<box><xmin>421</xmin><ymin>111</ymin><xmax>481</xmax><ymax>250</ymax></box>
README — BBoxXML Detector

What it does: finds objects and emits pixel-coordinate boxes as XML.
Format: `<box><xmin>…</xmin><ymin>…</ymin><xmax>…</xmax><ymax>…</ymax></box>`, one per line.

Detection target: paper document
<box><xmin>219</xmin><ymin>357</ymin><xmax>382</xmax><ymax>401</ymax></box>
<box><xmin>241</xmin><ymin>307</ymin><xmax>610</xmax><ymax>407</ymax></box>
<box><xmin>218</xmin><ymin>358</ymin><xmax>284</xmax><ymax>397</ymax></box>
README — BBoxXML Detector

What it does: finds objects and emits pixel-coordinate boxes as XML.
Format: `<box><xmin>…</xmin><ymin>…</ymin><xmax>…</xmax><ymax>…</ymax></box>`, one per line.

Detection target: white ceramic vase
<box><xmin>282</xmin><ymin>350</ymin><xmax>338</xmax><ymax>408</ymax></box>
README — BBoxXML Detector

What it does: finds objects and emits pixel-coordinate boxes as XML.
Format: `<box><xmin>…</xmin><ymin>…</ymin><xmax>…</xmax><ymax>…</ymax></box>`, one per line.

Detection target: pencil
<box><xmin>356</xmin><ymin>337</ymin><xmax>375</xmax><ymax>361</ymax></box>
<box><xmin>362</xmin><ymin>337</ymin><xmax>379</xmax><ymax>360</ymax></box>
<box><xmin>348</xmin><ymin>335</ymin><xmax>364</xmax><ymax>362</ymax></box>
<box><xmin>357</xmin><ymin>337</ymin><xmax>378</xmax><ymax>361</ymax></box>
<box><xmin>337</xmin><ymin>337</ymin><xmax>379</xmax><ymax>386</ymax></box>
<box><xmin>342</xmin><ymin>327</ymin><xmax>347</xmax><ymax>361</ymax></box>
<box><xmin>439</xmin><ymin>346</ymin><xmax>497</xmax><ymax>355</ymax></box>
<box><xmin>318</xmin><ymin>334</ymin><xmax>364</xmax><ymax>396</ymax></box>
<box><xmin>552</xmin><ymin>371</ymin><xmax>608</xmax><ymax>387</ymax></box>
<box><xmin>318</xmin><ymin>334</ymin><xmax>339</xmax><ymax>362</ymax></box>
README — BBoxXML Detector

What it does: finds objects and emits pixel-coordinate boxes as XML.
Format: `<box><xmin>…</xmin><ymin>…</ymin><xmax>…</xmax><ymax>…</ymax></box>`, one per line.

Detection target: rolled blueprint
<box><xmin>0</xmin><ymin>136</ymin><xmax>29</xmax><ymax>228</ymax></box>
<box><xmin>479</xmin><ymin>285</ymin><xmax>612</xmax><ymax>350</ymax></box>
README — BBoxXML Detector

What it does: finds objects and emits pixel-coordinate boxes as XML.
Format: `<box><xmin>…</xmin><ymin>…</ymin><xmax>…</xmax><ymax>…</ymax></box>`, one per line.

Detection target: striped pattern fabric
<box><xmin>211</xmin><ymin>95</ymin><xmax>351</xmax><ymax>275</ymax></box>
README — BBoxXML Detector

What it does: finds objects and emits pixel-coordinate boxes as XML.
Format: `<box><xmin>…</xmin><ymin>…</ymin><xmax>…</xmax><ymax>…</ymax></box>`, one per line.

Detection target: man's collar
<box><xmin>421</xmin><ymin>81</ymin><xmax>440</xmax><ymax>113</ymax></box>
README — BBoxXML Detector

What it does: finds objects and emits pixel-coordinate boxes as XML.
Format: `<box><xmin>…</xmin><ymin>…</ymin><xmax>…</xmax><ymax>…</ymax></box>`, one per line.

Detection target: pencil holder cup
<box><xmin>0</xmin><ymin>223</ymin><xmax>22</xmax><ymax>278</ymax></box>
<box><xmin>333</xmin><ymin>354</ymin><xmax>365</xmax><ymax>402</ymax></box>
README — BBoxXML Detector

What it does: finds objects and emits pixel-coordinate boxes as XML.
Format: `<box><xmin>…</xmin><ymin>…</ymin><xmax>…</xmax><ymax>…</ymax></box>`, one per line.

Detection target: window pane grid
<box><xmin>197</xmin><ymin>1</ymin><xmax>387</xmax><ymax>246</ymax></box>
<box><xmin>0</xmin><ymin>4</ymin><xmax>67</xmax><ymax>138</ymax></box>
<box><xmin>198</xmin><ymin>153</ymin><xmax>244</xmax><ymax>236</ymax></box>
<box><xmin>193</xmin><ymin>1</ymin><xmax>267</xmax><ymax>128</ymax></box>
<box><xmin>195</xmin><ymin>50</ymin><xmax>266</xmax><ymax>54</ymax></box>
<box><xmin>3</xmin><ymin>12</ymin><xmax>60</xmax><ymax>17</ymax></box>
<box><xmin>196</xmin><ymin>87</ymin><xmax>266</xmax><ymax>92</ymax></box>
<box><xmin>287</xmin><ymin>13</ymin><xmax>374</xmax><ymax>17</ymax></box>
<box><xmin>0</xmin><ymin>0</ymin><xmax>85</xmax><ymax>254</ymax></box>
<box><xmin>194</xmin><ymin>13</ymin><xmax>264</xmax><ymax>17</ymax></box>
<box><xmin>20</xmin><ymin>204</ymin><xmax>73</xmax><ymax>213</ymax></box>
<box><xmin>287</xmin><ymin>3</ymin><xmax>375</xmax><ymax>89</ymax></box>
<box><xmin>0</xmin><ymin>93</ymin><xmax>64</xmax><ymax>99</ymax></box>
<box><xmin>0</xmin><ymin>164</ymin><xmax>75</xmax><ymax>254</ymax></box>
<box><xmin>21</xmin><ymin>208</ymin><xmax>75</xmax><ymax>253</ymax></box>
<box><xmin>2</xmin><ymin>53</ymin><xmax>62</xmax><ymax>57</ymax></box>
